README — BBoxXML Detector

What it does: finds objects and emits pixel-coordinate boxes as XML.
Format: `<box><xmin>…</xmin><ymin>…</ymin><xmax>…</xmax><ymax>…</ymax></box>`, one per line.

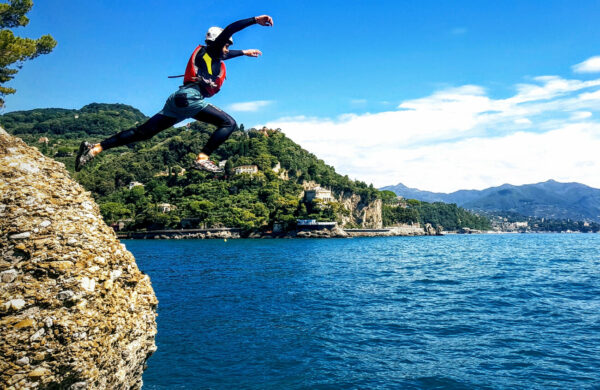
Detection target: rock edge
<box><xmin>0</xmin><ymin>128</ymin><xmax>158</xmax><ymax>389</ymax></box>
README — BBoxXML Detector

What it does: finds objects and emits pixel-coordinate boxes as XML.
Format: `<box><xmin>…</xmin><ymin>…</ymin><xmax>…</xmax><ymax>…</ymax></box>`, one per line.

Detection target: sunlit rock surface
<box><xmin>0</xmin><ymin>127</ymin><xmax>158</xmax><ymax>389</ymax></box>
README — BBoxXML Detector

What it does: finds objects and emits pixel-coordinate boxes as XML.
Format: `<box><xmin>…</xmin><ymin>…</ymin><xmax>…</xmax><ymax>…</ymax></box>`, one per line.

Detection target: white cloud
<box><xmin>573</xmin><ymin>56</ymin><xmax>600</xmax><ymax>73</ymax></box>
<box><xmin>363</xmin><ymin>124</ymin><xmax>600</xmax><ymax>192</ymax></box>
<box><xmin>261</xmin><ymin>69</ymin><xmax>600</xmax><ymax>192</ymax></box>
<box><xmin>514</xmin><ymin>118</ymin><xmax>532</xmax><ymax>125</ymax></box>
<box><xmin>571</xmin><ymin>111</ymin><xmax>592</xmax><ymax>120</ymax></box>
<box><xmin>228</xmin><ymin>100</ymin><xmax>272</xmax><ymax>112</ymax></box>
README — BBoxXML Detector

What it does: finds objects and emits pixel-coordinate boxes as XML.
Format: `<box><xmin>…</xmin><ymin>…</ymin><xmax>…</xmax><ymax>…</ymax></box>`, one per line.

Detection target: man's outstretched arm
<box><xmin>208</xmin><ymin>15</ymin><xmax>273</xmax><ymax>57</ymax></box>
<box><xmin>223</xmin><ymin>49</ymin><xmax>263</xmax><ymax>60</ymax></box>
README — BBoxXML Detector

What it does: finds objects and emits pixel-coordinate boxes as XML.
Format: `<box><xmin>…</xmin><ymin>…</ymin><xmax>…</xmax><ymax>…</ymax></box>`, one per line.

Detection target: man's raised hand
<box><xmin>243</xmin><ymin>49</ymin><xmax>263</xmax><ymax>57</ymax></box>
<box><xmin>255</xmin><ymin>15</ymin><xmax>274</xmax><ymax>27</ymax></box>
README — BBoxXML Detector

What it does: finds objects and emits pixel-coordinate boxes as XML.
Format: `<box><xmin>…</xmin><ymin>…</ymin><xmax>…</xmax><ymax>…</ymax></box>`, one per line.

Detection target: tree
<box><xmin>100</xmin><ymin>202</ymin><xmax>132</xmax><ymax>224</ymax></box>
<box><xmin>224</xmin><ymin>159</ymin><xmax>234</xmax><ymax>175</ymax></box>
<box><xmin>0</xmin><ymin>0</ymin><xmax>56</xmax><ymax>107</ymax></box>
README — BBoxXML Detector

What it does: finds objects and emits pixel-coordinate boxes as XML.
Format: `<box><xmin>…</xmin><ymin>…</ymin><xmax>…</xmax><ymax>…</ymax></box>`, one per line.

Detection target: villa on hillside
<box><xmin>234</xmin><ymin>165</ymin><xmax>258</xmax><ymax>175</ymax></box>
<box><xmin>157</xmin><ymin>203</ymin><xmax>176</xmax><ymax>213</ymax></box>
<box><xmin>128</xmin><ymin>181</ymin><xmax>144</xmax><ymax>190</ymax></box>
<box><xmin>305</xmin><ymin>187</ymin><xmax>334</xmax><ymax>202</ymax></box>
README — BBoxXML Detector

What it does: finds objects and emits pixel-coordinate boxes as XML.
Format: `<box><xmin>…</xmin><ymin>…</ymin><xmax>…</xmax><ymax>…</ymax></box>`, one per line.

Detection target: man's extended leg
<box><xmin>100</xmin><ymin>114</ymin><xmax>178</xmax><ymax>150</ymax></box>
<box><xmin>75</xmin><ymin>114</ymin><xmax>178</xmax><ymax>171</ymax></box>
<box><xmin>190</xmin><ymin>104</ymin><xmax>237</xmax><ymax>172</ymax></box>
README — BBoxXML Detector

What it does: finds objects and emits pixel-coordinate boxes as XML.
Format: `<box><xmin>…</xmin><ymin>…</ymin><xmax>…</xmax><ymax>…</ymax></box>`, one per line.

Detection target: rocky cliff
<box><xmin>0</xmin><ymin>127</ymin><xmax>158</xmax><ymax>389</ymax></box>
<box><xmin>338</xmin><ymin>193</ymin><xmax>383</xmax><ymax>229</ymax></box>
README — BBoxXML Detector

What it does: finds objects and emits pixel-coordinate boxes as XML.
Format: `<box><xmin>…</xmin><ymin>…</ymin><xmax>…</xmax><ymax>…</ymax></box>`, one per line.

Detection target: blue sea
<box><xmin>126</xmin><ymin>234</ymin><xmax>600</xmax><ymax>389</ymax></box>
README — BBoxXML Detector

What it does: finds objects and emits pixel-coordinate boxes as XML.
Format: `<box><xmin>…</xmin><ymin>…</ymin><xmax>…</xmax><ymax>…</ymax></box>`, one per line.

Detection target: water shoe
<box><xmin>75</xmin><ymin>141</ymin><xmax>95</xmax><ymax>172</ymax></box>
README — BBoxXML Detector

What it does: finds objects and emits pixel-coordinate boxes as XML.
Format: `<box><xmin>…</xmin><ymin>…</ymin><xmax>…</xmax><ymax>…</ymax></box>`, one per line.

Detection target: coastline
<box><xmin>116</xmin><ymin>227</ymin><xmax>598</xmax><ymax>240</ymax></box>
<box><xmin>115</xmin><ymin>226</ymin><xmax>435</xmax><ymax>240</ymax></box>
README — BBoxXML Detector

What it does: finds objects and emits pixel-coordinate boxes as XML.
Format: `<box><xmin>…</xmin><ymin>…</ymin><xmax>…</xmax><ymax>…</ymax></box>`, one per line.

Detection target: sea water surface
<box><xmin>127</xmin><ymin>234</ymin><xmax>600</xmax><ymax>389</ymax></box>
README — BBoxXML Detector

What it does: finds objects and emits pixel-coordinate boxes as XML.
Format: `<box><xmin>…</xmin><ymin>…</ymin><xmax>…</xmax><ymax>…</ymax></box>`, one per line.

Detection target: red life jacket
<box><xmin>183</xmin><ymin>45</ymin><xmax>226</xmax><ymax>97</ymax></box>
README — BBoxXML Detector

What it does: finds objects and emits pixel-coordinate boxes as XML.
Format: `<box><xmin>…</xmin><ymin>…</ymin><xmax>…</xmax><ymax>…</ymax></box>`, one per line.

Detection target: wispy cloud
<box><xmin>514</xmin><ymin>118</ymin><xmax>532</xmax><ymax>125</ymax></box>
<box><xmin>571</xmin><ymin>111</ymin><xmax>592</xmax><ymax>120</ymax></box>
<box><xmin>573</xmin><ymin>56</ymin><xmax>600</xmax><ymax>73</ymax></box>
<box><xmin>228</xmin><ymin>100</ymin><xmax>273</xmax><ymax>112</ymax></box>
<box><xmin>261</xmin><ymin>59</ymin><xmax>600</xmax><ymax>192</ymax></box>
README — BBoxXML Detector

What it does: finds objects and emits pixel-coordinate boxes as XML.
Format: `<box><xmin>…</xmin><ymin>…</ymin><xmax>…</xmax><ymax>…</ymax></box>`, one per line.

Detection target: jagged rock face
<box><xmin>0</xmin><ymin>128</ymin><xmax>158</xmax><ymax>389</ymax></box>
<box><xmin>338</xmin><ymin>193</ymin><xmax>383</xmax><ymax>229</ymax></box>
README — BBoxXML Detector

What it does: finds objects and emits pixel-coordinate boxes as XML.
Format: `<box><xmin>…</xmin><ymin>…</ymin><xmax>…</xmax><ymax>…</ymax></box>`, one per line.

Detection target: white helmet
<box><xmin>205</xmin><ymin>27</ymin><xmax>233</xmax><ymax>45</ymax></box>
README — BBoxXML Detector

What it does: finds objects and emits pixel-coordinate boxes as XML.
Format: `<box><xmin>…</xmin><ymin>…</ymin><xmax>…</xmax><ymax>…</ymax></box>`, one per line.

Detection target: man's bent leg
<box><xmin>188</xmin><ymin>104</ymin><xmax>237</xmax><ymax>172</ymax></box>
<box><xmin>193</xmin><ymin>104</ymin><xmax>237</xmax><ymax>156</ymax></box>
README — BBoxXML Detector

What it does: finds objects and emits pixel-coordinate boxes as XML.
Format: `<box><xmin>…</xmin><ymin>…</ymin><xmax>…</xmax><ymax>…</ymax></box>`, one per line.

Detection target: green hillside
<box><xmin>0</xmin><ymin>103</ymin><xmax>147</xmax><ymax>138</ymax></box>
<box><xmin>1</xmin><ymin>104</ymin><xmax>490</xmax><ymax>233</ymax></box>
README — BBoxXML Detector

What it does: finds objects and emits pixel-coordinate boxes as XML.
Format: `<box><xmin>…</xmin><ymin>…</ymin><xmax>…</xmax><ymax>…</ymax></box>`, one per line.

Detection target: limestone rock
<box><xmin>2</xmin><ymin>298</ymin><xmax>26</xmax><ymax>311</ymax></box>
<box><xmin>424</xmin><ymin>223</ymin><xmax>437</xmax><ymax>236</ymax></box>
<box><xmin>16</xmin><ymin>356</ymin><xmax>30</xmax><ymax>366</ymax></box>
<box><xmin>338</xmin><ymin>192</ymin><xmax>383</xmax><ymax>228</ymax></box>
<box><xmin>0</xmin><ymin>127</ymin><xmax>158</xmax><ymax>389</ymax></box>
<box><xmin>1</xmin><ymin>269</ymin><xmax>18</xmax><ymax>283</ymax></box>
<box><xmin>295</xmin><ymin>227</ymin><xmax>348</xmax><ymax>238</ymax></box>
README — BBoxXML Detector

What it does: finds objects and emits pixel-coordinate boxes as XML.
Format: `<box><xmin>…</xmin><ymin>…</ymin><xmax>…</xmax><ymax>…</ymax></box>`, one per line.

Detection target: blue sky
<box><xmin>4</xmin><ymin>1</ymin><xmax>600</xmax><ymax>191</ymax></box>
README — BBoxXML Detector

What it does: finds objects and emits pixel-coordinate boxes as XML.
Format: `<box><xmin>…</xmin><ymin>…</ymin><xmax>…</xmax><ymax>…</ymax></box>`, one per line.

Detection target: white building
<box><xmin>157</xmin><ymin>203</ymin><xmax>175</xmax><ymax>213</ymax></box>
<box><xmin>235</xmin><ymin>165</ymin><xmax>258</xmax><ymax>175</ymax></box>
<box><xmin>128</xmin><ymin>181</ymin><xmax>144</xmax><ymax>190</ymax></box>
<box><xmin>305</xmin><ymin>187</ymin><xmax>333</xmax><ymax>202</ymax></box>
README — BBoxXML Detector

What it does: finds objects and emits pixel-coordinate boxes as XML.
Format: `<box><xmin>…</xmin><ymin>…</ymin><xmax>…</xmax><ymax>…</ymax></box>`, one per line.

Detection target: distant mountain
<box><xmin>381</xmin><ymin>180</ymin><xmax>600</xmax><ymax>222</ymax></box>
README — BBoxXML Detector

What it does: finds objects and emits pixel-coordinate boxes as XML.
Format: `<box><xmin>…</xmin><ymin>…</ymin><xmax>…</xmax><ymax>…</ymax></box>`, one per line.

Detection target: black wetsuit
<box><xmin>99</xmin><ymin>17</ymin><xmax>257</xmax><ymax>156</ymax></box>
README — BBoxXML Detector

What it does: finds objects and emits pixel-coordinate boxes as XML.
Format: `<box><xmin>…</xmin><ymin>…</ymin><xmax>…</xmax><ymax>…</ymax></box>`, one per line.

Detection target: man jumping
<box><xmin>75</xmin><ymin>14</ymin><xmax>274</xmax><ymax>172</ymax></box>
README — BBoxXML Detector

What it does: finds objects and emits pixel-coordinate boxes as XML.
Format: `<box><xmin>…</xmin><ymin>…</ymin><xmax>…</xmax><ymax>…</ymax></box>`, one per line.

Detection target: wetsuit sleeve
<box><xmin>206</xmin><ymin>17</ymin><xmax>257</xmax><ymax>58</ymax></box>
<box><xmin>223</xmin><ymin>50</ymin><xmax>244</xmax><ymax>60</ymax></box>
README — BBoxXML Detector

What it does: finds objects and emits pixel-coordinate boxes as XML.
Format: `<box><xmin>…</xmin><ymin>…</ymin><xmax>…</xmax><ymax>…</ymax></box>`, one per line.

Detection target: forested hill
<box><xmin>0</xmin><ymin>103</ymin><xmax>147</xmax><ymax>138</ymax></box>
<box><xmin>0</xmin><ymin>104</ymin><xmax>490</xmax><ymax>232</ymax></box>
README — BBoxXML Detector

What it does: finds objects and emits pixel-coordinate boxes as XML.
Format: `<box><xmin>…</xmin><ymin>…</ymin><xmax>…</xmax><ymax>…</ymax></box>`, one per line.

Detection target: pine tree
<box><xmin>0</xmin><ymin>0</ymin><xmax>56</xmax><ymax>107</ymax></box>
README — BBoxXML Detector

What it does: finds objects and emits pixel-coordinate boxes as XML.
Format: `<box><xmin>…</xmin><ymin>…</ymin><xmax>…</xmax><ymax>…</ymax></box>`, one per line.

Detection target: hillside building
<box><xmin>128</xmin><ymin>181</ymin><xmax>144</xmax><ymax>190</ymax></box>
<box><xmin>234</xmin><ymin>165</ymin><xmax>258</xmax><ymax>175</ymax></box>
<box><xmin>157</xmin><ymin>203</ymin><xmax>176</xmax><ymax>213</ymax></box>
<box><xmin>305</xmin><ymin>187</ymin><xmax>334</xmax><ymax>202</ymax></box>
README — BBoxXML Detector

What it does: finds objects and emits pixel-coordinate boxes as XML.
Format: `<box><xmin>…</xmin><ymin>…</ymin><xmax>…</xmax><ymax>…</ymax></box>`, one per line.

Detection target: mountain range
<box><xmin>381</xmin><ymin>180</ymin><xmax>600</xmax><ymax>222</ymax></box>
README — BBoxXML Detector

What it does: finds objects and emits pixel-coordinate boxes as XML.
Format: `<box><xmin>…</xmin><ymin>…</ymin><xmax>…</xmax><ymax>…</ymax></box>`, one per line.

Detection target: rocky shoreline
<box><xmin>116</xmin><ymin>223</ymin><xmax>447</xmax><ymax>240</ymax></box>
